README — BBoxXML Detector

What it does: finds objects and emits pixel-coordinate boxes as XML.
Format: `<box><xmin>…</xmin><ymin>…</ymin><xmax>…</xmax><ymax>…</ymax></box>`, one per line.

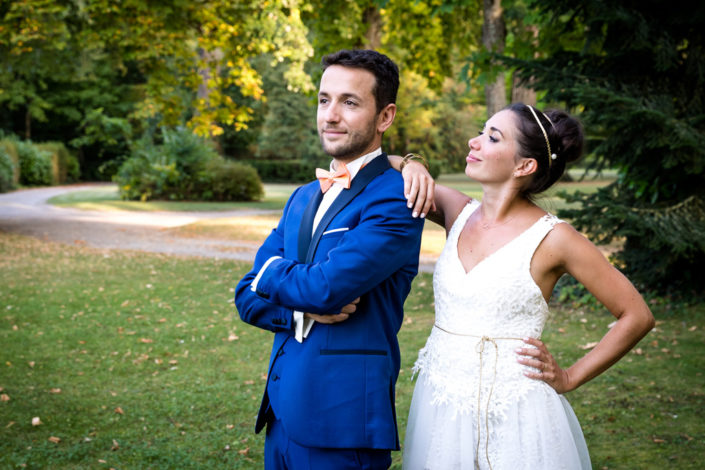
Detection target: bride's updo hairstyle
<box><xmin>507</xmin><ymin>103</ymin><xmax>584</xmax><ymax>199</ymax></box>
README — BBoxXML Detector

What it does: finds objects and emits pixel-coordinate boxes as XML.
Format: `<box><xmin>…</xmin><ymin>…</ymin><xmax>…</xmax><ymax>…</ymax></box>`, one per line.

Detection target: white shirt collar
<box><xmin>330</xmin><ymin>147</ymin><xmax>383</xmax><ymax>181</ymax></box>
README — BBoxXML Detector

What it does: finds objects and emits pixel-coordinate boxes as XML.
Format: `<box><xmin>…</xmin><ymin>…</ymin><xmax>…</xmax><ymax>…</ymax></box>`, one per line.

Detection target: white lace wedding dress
<box><xmin>403</xmin><ymin>201</ymin><xmax>591</xmax><ymax>470</ymax></box>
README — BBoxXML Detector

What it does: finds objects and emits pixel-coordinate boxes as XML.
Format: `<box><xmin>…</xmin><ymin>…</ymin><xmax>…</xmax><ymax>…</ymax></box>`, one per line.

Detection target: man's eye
<box><xmin>489</xmin><ymin>136</ymin><xmax>498</xmax><ymax>143</ymax></box>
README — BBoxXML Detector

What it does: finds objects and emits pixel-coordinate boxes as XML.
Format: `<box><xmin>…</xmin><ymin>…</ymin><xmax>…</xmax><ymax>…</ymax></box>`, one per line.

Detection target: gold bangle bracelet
<box><xmin>400</xmin><ymin>153</ymin><xmax>429</xmax><ymax>171</ymax></box>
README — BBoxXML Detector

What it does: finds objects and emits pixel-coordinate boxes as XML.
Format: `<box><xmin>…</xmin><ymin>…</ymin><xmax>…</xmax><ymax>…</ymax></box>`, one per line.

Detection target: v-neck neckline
<box><xmin>454</xmin><ymin>204</ymin><xmax>547</xmax><ymax>276</ymax></box>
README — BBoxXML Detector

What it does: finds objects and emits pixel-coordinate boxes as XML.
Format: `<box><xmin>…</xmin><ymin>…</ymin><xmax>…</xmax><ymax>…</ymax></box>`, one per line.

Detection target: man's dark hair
<box><xmin>321</xmin><ymin>49</ymin><xmax>399</xmax><ymax>114</ymax></box>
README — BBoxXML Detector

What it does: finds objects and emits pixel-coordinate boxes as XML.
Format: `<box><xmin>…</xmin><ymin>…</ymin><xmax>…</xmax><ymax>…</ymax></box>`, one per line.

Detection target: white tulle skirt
<box><xmin>402</xmin><ymin>373</ymin><xmax>592</xmax><ymax>470</ymax></box>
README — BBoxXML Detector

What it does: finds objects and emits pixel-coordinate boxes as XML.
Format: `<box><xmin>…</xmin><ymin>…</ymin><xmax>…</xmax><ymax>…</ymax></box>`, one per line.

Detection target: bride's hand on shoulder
<box><xmin>388</xmin><ymin>154</ymin><xmax>436</xmax><ymax>218</ymax></box>
<box><xmin>516</xmin><ymin>337</ymin><xmax>573</xmax><ymax>394</ymax></box>
<box><xmin>402</xmin><ymin>159</ymin><xmax>435</xmax><ymax>219</ymax></box>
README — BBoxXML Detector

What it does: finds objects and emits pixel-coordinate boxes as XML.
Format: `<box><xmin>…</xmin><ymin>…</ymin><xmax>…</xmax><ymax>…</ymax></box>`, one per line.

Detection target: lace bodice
<box><xmin>413</xmin><ymin>200</ymin><xmax>564</xmax><ymax>419</ymax></box>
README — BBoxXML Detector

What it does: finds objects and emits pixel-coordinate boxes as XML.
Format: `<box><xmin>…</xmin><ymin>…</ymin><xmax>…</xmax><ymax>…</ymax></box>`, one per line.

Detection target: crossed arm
<box><xmin>235</xmin><ymin>185</ymin><xmax>425</xmax><ymax>331</ymax></box>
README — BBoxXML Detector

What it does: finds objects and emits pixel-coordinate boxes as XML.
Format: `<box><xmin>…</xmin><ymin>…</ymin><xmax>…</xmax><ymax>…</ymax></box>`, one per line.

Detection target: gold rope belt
<box><xmin>433</xmin><ymin>323</ymin><xmax>524</xmax><ymax>470</ymax></box>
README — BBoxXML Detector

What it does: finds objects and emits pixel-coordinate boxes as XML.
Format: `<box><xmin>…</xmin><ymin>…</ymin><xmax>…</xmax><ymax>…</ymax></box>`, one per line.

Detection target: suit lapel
<box><xmin>297</xmin><ymin>188</ymin><xmax>323</xmax><ymax>262</ymax></box>
<box><xmin>306</xmin><ymin>154</ymin><xmax>390</xmax><ymax>263</ymax></box>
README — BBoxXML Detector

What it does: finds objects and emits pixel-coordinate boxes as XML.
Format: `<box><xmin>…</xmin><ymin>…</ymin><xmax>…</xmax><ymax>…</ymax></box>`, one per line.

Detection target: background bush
<box><xmin>16</xmin><ymin>140</ymin><xmax>53</xmax><ymax>186</ymax></box>
<box><xmin>0</xmin><ymin>138</ymin><xmax>20</xmax><ymax>185</ymax></box>
<box><xmin>202</xmin><ymin>158</ymin><xmax>264</xmax><ymax>201</ymax></box>
<box><xmin>35</xmin><ymin>142</ymin><xmax>81</xmax><ymax>184</ymax></box>
<box><xmin>244</xmin><ymin>159</ymin><xmax>323</xmax><ymax>183</ymax></box>
<box><xmin>0</xmin><ymin>147</ymin><xmax>15</xmax><ymax>192</ymax></box>
<box><xmin>115</xmin><ymin>127</ymin><xmax>263</xmax><ymax>202</ymax></box>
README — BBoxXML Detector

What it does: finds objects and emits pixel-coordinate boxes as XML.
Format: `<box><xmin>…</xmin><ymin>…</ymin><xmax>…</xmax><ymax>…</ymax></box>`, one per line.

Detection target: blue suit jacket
<box><xmin>234</xmin><ymin>155</ymin><xmax>424</xmax><ymax>450</ymax></box>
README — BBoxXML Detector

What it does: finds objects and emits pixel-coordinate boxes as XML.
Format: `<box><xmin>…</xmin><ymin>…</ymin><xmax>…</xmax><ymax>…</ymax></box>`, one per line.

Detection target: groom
<box><xmin>234</xmin><ymin>49</ymin><xmax>424</xmax><ymax>469</ymax></box>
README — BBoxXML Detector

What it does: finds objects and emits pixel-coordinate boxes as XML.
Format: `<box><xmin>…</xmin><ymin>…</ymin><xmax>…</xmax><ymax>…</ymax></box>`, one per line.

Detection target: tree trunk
<box><xmin>197</xmin><ymin>48</ymin><xmax>224</xmax><ymax>152</ymax></box>
<box><xmin>25</xmin><ymin>108</ymin><xmax>31</xmax><ymax>140</ymax></box>
<box><xmin>362</xmin><ymin>6</ymin><xmax>382</xmax><ymax>49</ymax></box>
<box><xmin>511</xmin><ymin>71</ymin><xmax>536</xmax><ymax>106</ymax></box>
<box><xmin>511</xmin><ymin>25</ymin><xmax>539</xmax><ymax>106</ymax></box>
<box><xmin>482</xmin><ymin>0</ymin><xmax>506</xmax><ymax>117</ymax></box>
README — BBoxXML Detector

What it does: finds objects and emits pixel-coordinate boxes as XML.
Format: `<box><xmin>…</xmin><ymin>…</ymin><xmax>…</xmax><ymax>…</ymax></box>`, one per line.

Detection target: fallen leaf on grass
<box><xmin>688</xmin><ymin>325</ymin><xmax>697</xmax><ymax>331</ymax></box>
<box><xmin>139</xmin><ymin>338</ymin><xmax>154</xmax><ymax>343</ymax></box>
<box><xmin>50</xmin><ymin>388</ymin><xmax>62</xmax><ymax>394</ymax></box>
<box><xmin>228</xmin><ymin>333</ymin><xmax>239</xmax><ymax>341</ymax></box>
<box><xmin>48</xmin><ymin>436</ymin><xmax>61</xmax><ymax>444</ymax></box>
<box><xmin>579</xmin><ymin>342</ymin><xmax>598</xmax><ymax>350</ymax></box>
<box><xmin>652</xmin><ymin>437</ymin><xmax>666</xmax><ymax>444</ymax></box>
<box><xmin>1</xmin><ymin>394</ymin><xmax>9</xmax><ymax>402</ymax></box>
<box><xmin>238</xmin><ymin>447</ymin><xmax>250</xmax><ymax>455</ymax></box>
<box><xmin>114</xmin><ymin>407</ymin><xmax>124</xmax><ymax>415</ymax></box>
<box><xmin>112</xmin><ymin>439</ymin><xmax>119</xmax><ymax>451</ymax></box>
<box><xmin>32</xmin><ymin>417</ymin><xmax>42</xmax><ymax>426</ymax></box>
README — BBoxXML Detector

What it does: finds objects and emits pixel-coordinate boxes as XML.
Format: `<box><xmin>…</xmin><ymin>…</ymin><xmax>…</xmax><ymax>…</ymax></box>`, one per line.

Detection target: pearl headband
<box><xmin>526</xmin><ymin>105</ymin><xmax>557</xmax><ymax>167</ymax></box>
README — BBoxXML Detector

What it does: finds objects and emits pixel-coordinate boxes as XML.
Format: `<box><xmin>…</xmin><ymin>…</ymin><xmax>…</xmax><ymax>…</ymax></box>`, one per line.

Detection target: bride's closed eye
<box><xmin>478</xmin><ymin>130</ymin><xmax>499</xmax><ymax>143</ymax></box>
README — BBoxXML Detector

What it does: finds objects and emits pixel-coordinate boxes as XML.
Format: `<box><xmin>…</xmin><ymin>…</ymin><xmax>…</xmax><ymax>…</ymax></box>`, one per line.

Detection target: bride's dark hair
<box><xmin>506</xmin><ymin>103</ymin><xmax>584</xmax><ymax>199</ymax></box>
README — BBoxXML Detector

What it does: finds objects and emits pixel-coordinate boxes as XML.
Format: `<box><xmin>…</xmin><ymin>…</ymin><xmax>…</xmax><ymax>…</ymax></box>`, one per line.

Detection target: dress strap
<box><xmin>447</xmin><ymin>200</ymin><xmax>480</xmax><ymax>242</ymax></box>
<box><xmin>519</xmin><ymin>213</ymin><xmax>564</xmax><ymax>266</ymax></box>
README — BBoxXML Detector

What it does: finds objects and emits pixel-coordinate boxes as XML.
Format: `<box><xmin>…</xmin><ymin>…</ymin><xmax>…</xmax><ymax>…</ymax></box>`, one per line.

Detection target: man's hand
<box><xmin>304</xmin><ymin>297</ymin><xmax>360</xmax><ymax>324</ymax></box>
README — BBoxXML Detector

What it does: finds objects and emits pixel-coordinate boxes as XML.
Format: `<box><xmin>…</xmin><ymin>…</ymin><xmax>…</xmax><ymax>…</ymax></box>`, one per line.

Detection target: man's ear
<box><xmin>514</xmin><ymin>158</ymin><xmax>538</xmax><ymax>177</ymax></box>
<box><xmin>376</xmin><ymin>103</ymin><xmax>397</xmax><ymax>133</ymax></box>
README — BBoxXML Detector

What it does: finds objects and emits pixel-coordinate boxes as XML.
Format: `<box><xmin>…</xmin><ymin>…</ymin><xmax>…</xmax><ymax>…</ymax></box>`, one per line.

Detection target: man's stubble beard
<box><xmin>319</xmin><ymin>120</ymin><xmax>378</xmax><ymax>161</ymax></box>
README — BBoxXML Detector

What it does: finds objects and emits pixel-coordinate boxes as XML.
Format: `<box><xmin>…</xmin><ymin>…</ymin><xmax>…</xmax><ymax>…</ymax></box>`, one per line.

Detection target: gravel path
<box><xmin>0</xmin><ymin>184</ymin><xmax>436</xmax><ymax>272</ymax></box>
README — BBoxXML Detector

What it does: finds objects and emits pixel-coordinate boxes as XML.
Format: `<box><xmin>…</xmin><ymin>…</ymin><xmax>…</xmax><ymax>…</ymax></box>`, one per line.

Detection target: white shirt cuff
<box><xmin>250</xmin><ymin>256</ymin><xmax>282</xmax><ymax>293</ymax></box>
<box><xmin>293</xmin><ymin>311</ymin><xmax>315</xmax><ymax>343</ymax></box>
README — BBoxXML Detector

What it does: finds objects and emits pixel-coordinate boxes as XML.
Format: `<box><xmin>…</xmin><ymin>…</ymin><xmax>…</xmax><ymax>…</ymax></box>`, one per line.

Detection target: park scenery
<box><xmin>1</xmin><ymin>1</ymin><xmax>704</xmax><ymax>469</ymax></box>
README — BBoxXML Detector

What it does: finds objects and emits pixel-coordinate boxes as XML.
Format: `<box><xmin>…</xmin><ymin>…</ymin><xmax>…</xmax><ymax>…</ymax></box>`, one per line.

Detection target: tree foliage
<box><xmin>0</xmin><ymin>0</ymin><xmax>313</xmax><ymax>153</ymax></box>
<box><xmin>506</xmin><ymin>0</ymin><xmax>705</xmax><ymax>293</ymax></box>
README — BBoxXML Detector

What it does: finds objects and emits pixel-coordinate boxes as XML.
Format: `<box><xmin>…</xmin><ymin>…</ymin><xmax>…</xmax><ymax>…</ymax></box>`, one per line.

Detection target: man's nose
<box><xmin>324</xmin><ymin>103</ymin><xmax>341</xmax><ymax>122</ymax></box>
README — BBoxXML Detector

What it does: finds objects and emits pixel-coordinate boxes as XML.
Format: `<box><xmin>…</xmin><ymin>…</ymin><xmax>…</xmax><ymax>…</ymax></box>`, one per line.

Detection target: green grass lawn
<box><xmin>1</xmin><ymin>231</ymin><xmax>703</xmax><ymax>469</ymax></box>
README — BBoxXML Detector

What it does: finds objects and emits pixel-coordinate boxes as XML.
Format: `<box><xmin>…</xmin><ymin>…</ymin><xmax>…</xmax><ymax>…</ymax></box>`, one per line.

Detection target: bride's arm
<box><xmin>388</xmin><ymin>154</ymin><xmax>471</xmax><ymax>229</ymax></box>
<box><xmin>517</xmin><ymin>223</ymin><xmax>655</xmax><ymax>393</ymax></box>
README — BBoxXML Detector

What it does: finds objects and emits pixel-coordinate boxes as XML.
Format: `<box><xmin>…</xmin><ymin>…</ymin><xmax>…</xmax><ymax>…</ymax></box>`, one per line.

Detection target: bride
<box><xmin>394</xmin><ymin>103</ymin><xmax>655</xmax><ymax>469</ymax></box>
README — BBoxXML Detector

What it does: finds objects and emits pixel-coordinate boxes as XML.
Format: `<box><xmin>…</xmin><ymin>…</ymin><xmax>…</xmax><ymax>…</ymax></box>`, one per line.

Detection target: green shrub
<box><xmin>0</xmin><ymin>138</ymin><xmax>20</xmax><ymax>184</ymax></box>
<box><xmin>114</xmin><ymin>143</ymin><xmax>180</xmax><ymax>201</ymax></box>
<box><xmin>35</xmin><ymin>141</ymin><xmax>80</xmax><ymax>184</ymax></box>
<box><xmin>201</xmin><ymin>158</ymin><xmax>263</xmax><ymax>201</ymax></box>
<box><xmin>0</xmin><ymin>148</ymin><xmax>15</xmax><ymax>193</ymax></box>
<box><xmin>16</xmin><ymin>140</ymin><xmax>53</xmax><ymax>186</ymax></box>
<box><xmin>244</xmin><ymin>159</ymin><xmax>325</xmax><ymax>183</ymax></box>
<box><xmin>115</xmin><ymin>127</ymin><xmax>261</xmax><ymax>202</ymax></box>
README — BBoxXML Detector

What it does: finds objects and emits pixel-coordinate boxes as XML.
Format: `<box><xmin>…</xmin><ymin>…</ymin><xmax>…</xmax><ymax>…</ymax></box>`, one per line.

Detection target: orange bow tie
<box><xmin>316</xmin><ymin>163</ymin><xmax>351</xmax><ymax>193</ymax></box>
